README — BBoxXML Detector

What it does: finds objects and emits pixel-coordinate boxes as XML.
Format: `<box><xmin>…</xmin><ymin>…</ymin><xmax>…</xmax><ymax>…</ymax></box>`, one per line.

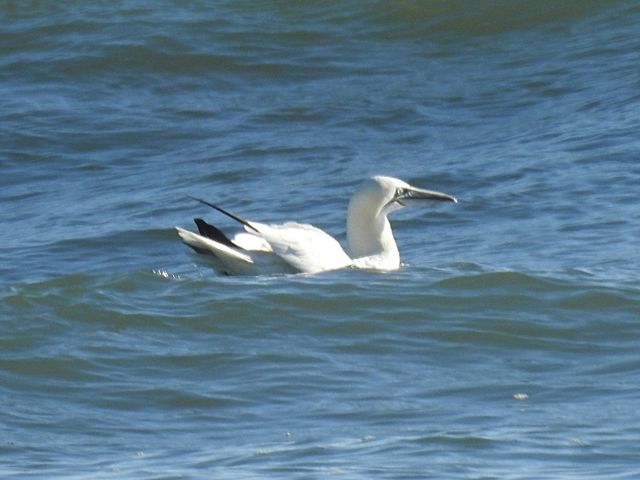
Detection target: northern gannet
<box><xmin>177</xmin><ymin>176</ymin><xmax>457</xmax><ymax>275</ymax></box>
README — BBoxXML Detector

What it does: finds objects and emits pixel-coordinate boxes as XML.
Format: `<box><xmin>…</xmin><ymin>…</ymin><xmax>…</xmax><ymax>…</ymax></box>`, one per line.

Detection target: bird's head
<box><xmin>353</xmin><ymin>175</ymin><xmax>457</xmax><ymax>218</ymax></box>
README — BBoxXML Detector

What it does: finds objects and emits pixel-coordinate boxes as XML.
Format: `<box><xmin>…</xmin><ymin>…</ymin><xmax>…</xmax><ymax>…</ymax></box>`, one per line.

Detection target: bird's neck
<box><xmin>346</xmin><ymin>206</ymin><xmax>400</xmax><ymax>267</ymax></box>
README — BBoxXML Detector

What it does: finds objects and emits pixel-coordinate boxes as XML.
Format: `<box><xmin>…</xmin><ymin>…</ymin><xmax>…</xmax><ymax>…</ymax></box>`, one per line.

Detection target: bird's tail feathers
<box><xmin>188</xmin><ymin>196</ymin><xmax>260</xmax><ymax>233</ymax></box>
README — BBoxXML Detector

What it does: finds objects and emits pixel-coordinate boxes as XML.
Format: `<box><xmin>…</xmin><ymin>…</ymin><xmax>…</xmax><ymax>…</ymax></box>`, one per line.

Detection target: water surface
<box><xmin>1</xmin><ymin>1</ymin><xmax>639</xmax><ymax>478</ymax></box>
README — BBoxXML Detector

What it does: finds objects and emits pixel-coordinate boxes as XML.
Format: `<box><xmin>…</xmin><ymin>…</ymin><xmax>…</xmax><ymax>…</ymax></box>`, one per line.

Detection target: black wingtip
<box><xmin>193</xmin><ymin>218</ymin><xmax>239</xmax><ymax>249</ymax></box>
<box><xmin>188</xmin><ymin>196</ymin><xmax>260</xmax><ymax>233</ymax></box>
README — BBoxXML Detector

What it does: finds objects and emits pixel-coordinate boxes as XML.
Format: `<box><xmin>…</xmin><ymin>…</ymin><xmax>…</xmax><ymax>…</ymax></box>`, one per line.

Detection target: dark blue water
<box><xmin>2</xmin><ymin>1</ymin><xmax>640</xmax><ymax>478</ymax></box>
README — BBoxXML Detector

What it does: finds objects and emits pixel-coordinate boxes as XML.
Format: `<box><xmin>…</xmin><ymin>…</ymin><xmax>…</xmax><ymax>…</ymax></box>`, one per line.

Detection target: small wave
<box><xmin>434</xmin><ymin>270</ymin><xmax>567</xmax><ymax>292</ymax></box>
<box><xmin>4</xmin><ymin>265</ymin><xmax>638</xmax><ymax>360</ymax></box>
<box><xmin>366</xmin><ymin>0</ymin><xmax>627</xmax><ymax>38</ymax></box>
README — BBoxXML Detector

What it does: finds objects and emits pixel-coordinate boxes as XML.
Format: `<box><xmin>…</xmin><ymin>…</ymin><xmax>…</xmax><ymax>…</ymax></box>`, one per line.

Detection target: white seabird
<box><xmin>176</xmin><ymin>175</ymin><xmax>457</xmax><ymax>275</ymax></box>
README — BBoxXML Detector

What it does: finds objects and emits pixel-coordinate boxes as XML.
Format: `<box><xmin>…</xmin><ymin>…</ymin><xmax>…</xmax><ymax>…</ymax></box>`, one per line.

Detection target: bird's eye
<box><xmin>396</xmin><ymin>188</ymin><xmax>407</xmax><ymax>198</ymax></box>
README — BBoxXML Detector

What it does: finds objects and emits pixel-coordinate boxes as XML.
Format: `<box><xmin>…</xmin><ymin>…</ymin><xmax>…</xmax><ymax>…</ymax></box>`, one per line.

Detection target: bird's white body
<box><xmin>177</xmin><ymin>176</ymin><xmax>456</xmax><ymax>276</ymax></box>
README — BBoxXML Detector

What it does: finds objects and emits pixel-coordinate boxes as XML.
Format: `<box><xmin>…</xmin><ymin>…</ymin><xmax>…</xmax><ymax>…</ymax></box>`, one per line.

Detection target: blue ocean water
<box><xmin>1</xmin><ymin>1</ymin><xmax>639</xmax><ymax>478</ymax></box>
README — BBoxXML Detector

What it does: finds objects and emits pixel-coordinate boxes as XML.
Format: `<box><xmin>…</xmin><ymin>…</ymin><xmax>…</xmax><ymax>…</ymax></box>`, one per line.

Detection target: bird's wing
<box><xmin>176</xmin><ymin>227</ymin><xmax>295</xmax><ymax>275</ymax></box>
<box><xmin>231</xmin><ymin>232</ymin><xmax>273</xmax><ymax>252</ymax></box>
<box><xmin>252</xmin><ymin>222</ymin><xmax>353</xmax><ymax>274</ymax></box>
<box><xmin>180</xmin><ymin>199</ymin><xmax>351</xmax><ymax>274</ymax></box>
<box><xmin>177</xmin><ymin>226</ymin><xmax>252</xmax><ymax>264</ymax></box>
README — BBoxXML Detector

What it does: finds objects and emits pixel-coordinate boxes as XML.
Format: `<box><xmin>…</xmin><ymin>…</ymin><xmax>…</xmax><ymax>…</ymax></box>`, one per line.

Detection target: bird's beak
<box><xmin>397</xmin><ymin>186</ymin><xmax>458</xmax><ymax>206</ymax></box>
